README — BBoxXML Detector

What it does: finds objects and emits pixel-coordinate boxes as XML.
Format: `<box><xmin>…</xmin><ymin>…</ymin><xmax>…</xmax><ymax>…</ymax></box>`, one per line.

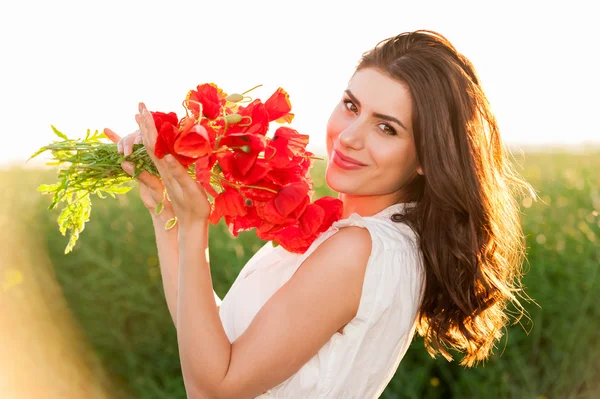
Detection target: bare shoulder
<box><xmin>309</xmin><ymin>226</ymin><xmax>373</xmax><ymax>267</ymax></box>
<box><xmin>292</xmin><ymin>225</ymin><xmax>374</xmax><ymax>323</ymax></box>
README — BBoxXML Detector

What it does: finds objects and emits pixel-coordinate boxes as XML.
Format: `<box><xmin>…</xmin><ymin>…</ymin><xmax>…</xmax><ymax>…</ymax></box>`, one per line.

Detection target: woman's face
<box><xmin>325</xmin><ymin>67</ymin><xmax>422</xmax><ymax>201</ymax></box>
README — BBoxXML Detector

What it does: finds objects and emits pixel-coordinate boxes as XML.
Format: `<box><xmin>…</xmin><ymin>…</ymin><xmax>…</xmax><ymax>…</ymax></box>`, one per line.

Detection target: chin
<box><xmin>325</xmin><ymin>164</ymin><xmax>353</xmax><ymax>194</ymax></box>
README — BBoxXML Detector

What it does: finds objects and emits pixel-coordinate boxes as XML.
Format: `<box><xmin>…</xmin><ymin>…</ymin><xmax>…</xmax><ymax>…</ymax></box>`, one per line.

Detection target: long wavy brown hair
<box><xmin>356</xmin><ymin>30</ymin><xmax>534</xmax><ymax>367</ymax></box>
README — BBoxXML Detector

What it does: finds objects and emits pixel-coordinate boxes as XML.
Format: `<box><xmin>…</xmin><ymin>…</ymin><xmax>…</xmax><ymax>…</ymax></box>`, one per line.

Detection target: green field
<box><xmin>1</xmin><ymin>150</ymin><xmax>599</xmax><ymax>398</ymax></box>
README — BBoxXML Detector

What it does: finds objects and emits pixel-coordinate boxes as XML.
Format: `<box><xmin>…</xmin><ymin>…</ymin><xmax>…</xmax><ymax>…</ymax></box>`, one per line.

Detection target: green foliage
<box><xmin>29</xmin><ymin>127</ymin><xmax>157</xmax><ymax>253</ymax></box>
<box><xmin>6</xmin><ymin>150</ymin><xmax>600</xmax><ymax>398</ymax></box>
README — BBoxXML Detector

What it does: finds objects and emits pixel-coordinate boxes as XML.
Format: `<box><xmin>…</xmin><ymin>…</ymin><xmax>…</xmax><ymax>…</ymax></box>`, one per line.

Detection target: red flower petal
<box><xmin>299</xmin><ymin>203</ymin><xmax>325</xmax><ymax>237</ymax></box>
<box><xmin>274</xmin><ymin>181</ymin><xmax>310</xmax><ymax>217</ymax></box>
<box><xmin>241</xmin><ymin>179</ymin><xmax>280</xmax><ymax>202</ymax></box>
<box><xmin>174</xmin><ymin>121</ymin><xmax>212</xmax><ymax>159</ymax></box>
<box><xmin>264</xmin><ymin>87</ymin><xmax>294</xmax><ymax>123</ymax></box>
<box><xmin>271</xmin><ymin>223</ymin><xmax>315</xmax><ymax>254</ymax></box>
<box><xmin>241</xmin><ymin>158</ymin><xmax>269</xmax><ymax>185</ymax></box>
<box><xmin>186</xmin><ymin>83</ymin><xmax>227</xmax><ymax>119</ymax></box>
<box><xmin>209</xmin><ymin>187</ymin><xmax>247</xmax><ymax>225</ymax></box>
<box><xmin>151</xmin><ymin>111</ymin><xmax>179</xmax><ymax>130</ymax></box>
<box><xmin>219</xmin><ymin>133</ymin><xmax>266</xmax><ymax>176</ymax></box>
<box><xmin>154</xmin><ymin>123</ymin><xmax>178</xmax><ymax>159</ymax></box>
<box><xmin>225</xmin><ymin>207</ymin><xmax>262</xmax><ymax>237</ymax></box>
<box><xmin>314</xmin><ymin>197</ymin><xmax>344</xmax><ymax>233</ymax></box>
<box><xmin>226</xmin><ymin>99</ymin><xmax>269</xmax><ymax>136</ymax></box>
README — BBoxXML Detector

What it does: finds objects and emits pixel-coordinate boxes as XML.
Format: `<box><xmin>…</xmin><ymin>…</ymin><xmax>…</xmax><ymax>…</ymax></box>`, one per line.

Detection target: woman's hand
<box><xmin>103</xmin><ymin>126</ymin><xmax>173</xmax><ymax>219</ymax></box>
<box><xmin>136</xmin><ymin>102</ymin><xmax>211</xmax><ymax>228</ymax></box>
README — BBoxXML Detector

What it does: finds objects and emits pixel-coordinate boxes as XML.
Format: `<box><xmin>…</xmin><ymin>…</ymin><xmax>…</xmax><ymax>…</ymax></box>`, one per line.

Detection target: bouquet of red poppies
<box><xmin>31</xmin><ymin>83</ymin><xmax>342</xmax><ymax>254</ymax></box>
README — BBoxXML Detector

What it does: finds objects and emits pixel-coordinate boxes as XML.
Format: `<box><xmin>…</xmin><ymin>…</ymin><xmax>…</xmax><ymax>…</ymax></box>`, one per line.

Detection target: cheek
<box><xmin>326</xmin><ymin>109</ymin><xmax>343</xmax><ymax>156</ymax></box>
<box><xmin>374</xmin><ymin>143</ymin><xmax>418</xmax><ymax>183</ymax></box>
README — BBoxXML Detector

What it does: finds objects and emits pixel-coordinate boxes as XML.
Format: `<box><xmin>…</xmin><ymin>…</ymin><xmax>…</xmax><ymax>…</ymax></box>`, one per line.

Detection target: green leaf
<box><xmin>155</xmin><ymin>201</ymin><xmax>164</xmax><ymax>216</ymax></box>
<box><xmin>37</xmin><ymin>183</ymin><xmax>61</xmax><ymax>193</ymax></box>
<box><xmin>105</xmin><ymin>185</ymin><xmax>133</xmax><ymax>195</ymax></box>
<box><xmin>51</xmin><ymin>125</ymin><xmax>69</xmax><ymax>141</ymax></box>
<box><xmin>27</xmin><ymin>146</ymin><xmax>48</xmax><ymax>162</ymax></box>
<box><xmin>165</xmin><ymin>217</ymin><xmax>178</xmax><ymax>230</ymax></box>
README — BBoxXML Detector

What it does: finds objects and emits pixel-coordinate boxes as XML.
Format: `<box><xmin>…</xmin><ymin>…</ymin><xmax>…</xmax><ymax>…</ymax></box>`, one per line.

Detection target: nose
<box><xmin>338</xmin><ymin>119</ymin><xmax>365</xmax><ymax>150</ymax></box>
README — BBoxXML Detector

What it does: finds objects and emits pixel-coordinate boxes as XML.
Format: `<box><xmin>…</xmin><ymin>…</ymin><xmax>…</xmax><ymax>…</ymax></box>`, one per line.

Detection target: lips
<box><xmin>334</xmin><ymin>150</ymin><xmax>367</xmax><ymax>166</ymax></box>
<box><xmin>331</xmin><ymin>149</ymin><xmax>367</xmax><ymax>170</ymax></box>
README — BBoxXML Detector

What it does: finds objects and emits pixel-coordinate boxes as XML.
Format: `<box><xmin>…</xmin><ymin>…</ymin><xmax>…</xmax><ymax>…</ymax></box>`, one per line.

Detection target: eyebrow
<box><xmin>344</xmin><ymin>89</ymin><xmax>408</xmax><ymax>132</ymax></box>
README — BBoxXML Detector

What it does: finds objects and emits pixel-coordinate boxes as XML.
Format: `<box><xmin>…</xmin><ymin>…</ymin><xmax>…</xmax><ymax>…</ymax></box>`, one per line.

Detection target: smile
<box><xmin>331</xmin><ymin>150</ymin><xmax>367</xmax><ymax>170</ymax></box>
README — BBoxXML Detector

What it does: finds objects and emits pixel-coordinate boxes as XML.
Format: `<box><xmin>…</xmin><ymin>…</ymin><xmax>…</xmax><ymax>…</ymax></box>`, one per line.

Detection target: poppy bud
<box><xmin>244</xmin><ymin>198</ymin><xmax>253</xmax><ymax>206</ymax></box>
<box><xmin>224</xmin><ymin>114</ymin><xmax>243</xmax><ymax>124</ymax></box>
<box><xmin>226</xmin><ymin>93</ymin><xmax>244</xmax><ymax>103</ymax></box>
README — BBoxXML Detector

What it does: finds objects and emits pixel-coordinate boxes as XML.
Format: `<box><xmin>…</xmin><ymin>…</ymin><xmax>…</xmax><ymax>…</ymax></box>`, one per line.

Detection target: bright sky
<box><xmin>1</xmin><ymin>0</ymin><xmax>598</xmax><ymax>167</ymax></box>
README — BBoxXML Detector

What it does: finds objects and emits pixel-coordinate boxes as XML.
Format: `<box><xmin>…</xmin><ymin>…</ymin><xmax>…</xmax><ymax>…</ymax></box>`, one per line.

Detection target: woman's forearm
<box><xmin>151</xmin><ymin>211</ymin><xmax>222</xmax><ymax>327</ymax></box>
<box><xmin>177</xmin><ymin>220</ymin><xmax>232</xmax><ymax>396</ymax></box>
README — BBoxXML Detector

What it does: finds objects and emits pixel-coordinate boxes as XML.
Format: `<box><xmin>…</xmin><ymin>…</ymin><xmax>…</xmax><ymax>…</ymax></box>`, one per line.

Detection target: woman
<box><xmin>105</xmin><ymin>29</ymin><xmax>531</xmax><ymax>398</ymax></box>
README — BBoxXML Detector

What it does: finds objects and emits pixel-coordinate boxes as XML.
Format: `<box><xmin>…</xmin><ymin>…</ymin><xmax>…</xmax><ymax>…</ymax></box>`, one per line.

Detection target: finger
<box><xmin>138</xmin><ymin>103</ymin><xmax>158</xmax><ymax>150</ymax></box>
<box><xmin>164</xmin><ymin>155</ymin><xmax>203</xmax><ymax>194</ymax></box>
<box><xmin>115</xmin><ymin>137</ymin><xmax>123</xmax><ymax>154</ymax></box>
<box><xmin>103</xmin><ymin>128</ymin><xmax>121</xmax><ymax>144</ymax></box>
<box><xmin>137</xmin><ymin>103</ymin><xmax>170</xmax><ymax>176</ymax></box>
<box><xmin>123</xmin><ymin>133</ymin><xmax>139</xmax><ymax>157</ymax></box>
<box><xmin>121</xmin><ymin>162</ymin><xmax>163</xmax><ymax>190</ymax></box>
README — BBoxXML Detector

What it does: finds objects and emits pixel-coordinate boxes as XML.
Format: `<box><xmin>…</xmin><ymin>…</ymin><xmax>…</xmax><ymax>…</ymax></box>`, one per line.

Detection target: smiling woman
<box><xmin>111</xmin><ymin>29</ymin><xmax>533</xmax><ymax>398</ymax></box>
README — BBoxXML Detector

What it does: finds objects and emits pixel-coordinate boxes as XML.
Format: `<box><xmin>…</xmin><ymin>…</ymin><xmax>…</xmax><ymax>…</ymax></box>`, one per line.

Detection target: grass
<box><xmin>1</xmin><ymin>149</ymin><xmax>598</xmax><ymax>398</ymax></box>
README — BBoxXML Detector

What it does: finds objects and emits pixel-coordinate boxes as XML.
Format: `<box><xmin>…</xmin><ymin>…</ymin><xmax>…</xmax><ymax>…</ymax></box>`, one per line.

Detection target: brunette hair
<box><xmin>356</xmin><ymin>30</ymin><xmax>534</xmax><ymax>367</ymax></box>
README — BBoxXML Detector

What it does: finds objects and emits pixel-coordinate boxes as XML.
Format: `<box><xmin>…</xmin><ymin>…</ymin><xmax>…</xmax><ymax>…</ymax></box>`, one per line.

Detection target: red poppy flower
<box><xmin>225</xmin><ymin>99</ymin><xmax>269</xmax><ymax>136</ymax></box>
<box><xmin>298</xmin><ymin>203</ymin><xmax>325</xmax><ymax>237</ymax></box>
<box><xmin>256</xmin><ymin>222</ymin><xmax>314</xmax><ymax>254</ymax></box>
<box><xmin>195</xmin><ymin>154</ymin><xmax>218</xmax><ymax>198</ymax></box>
<box><xmin>257</xmin><ymin>181</ymin><xmax>310</xmax><ymax>225</ymax></box>
<box><xmin>266</xmin><ymin>154</ymin><xmax>313</xmax><ymax>187</ymax></box>
<box><xmin>186</xmin><ymin>83</ymin><xmax>227</xmax><ymax>119</ymax></box>
<box><xmin>225</xmin><ymin>206</ymin><xmax>262</xmax><ymax>237</ymax></box>
<box><xmin>313</xmin><ymin>196</ymin><xmax>344</xmax><ymax>233</ymax></box>
<box><xmin>151</xmin><ymin>111</ymin><xmax>179</xmax><ymax>130</ymax></box>
<box><xmin>218</xmin><ymin>133</ymin><xmax>266</xmax><ymax>175</ymax></box>
<box><xmin>153</xmin><ymin>119</ymin><xmax>197</xmax><ymax>167</ymax></box>
<box><xmin>241</xmin><ymin>179</ymin><xmax>280</xmax><ymax>202</ymax></box>
<box><xmin>264</xmin><ymin>87</ymin><xmax>294</xmax><ymax>123</ymax></box>
<box><xmin>265</xmin><ymin>127</ymin><xmax>310</xmax><ymax>169</ymax></box>
<box><xmin>209</xmin><ymin>186</ymin><xmax>247</xmax><ymax>225</ymax></box>
<box><xmin>274</xmin><ymin>225</ymin><xmax>314</xmax><ymax>253</ymax></box>
<box><xmin>174</xmin><ymin>117</ymin><xmax>212</xmax><ymax>160</ymax></box>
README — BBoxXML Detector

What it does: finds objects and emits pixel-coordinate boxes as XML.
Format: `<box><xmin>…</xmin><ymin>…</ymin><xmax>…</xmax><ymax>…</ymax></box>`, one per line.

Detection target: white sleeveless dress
<box><xmin>218</xmin><ymin>202</ymin><xmax>425</xmax><ymax>398</ymax></box>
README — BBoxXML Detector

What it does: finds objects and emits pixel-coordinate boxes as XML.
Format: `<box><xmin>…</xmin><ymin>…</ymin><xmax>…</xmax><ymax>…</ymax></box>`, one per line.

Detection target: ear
<box><xmin>417</xmin><ymin>166</ymin><xmax>424</xmax><ymax>176</ymax></box>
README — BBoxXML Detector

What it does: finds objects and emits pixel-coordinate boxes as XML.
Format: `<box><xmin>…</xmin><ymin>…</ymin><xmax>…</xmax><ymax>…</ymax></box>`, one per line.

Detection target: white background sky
<box><xmin>1</xmin><ymin>0</ymin><xmax>598</xmax><ymax>167</ymax></box>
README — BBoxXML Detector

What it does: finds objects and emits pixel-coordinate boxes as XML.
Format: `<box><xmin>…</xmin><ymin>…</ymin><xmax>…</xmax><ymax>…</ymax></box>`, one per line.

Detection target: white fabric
<box><xmin>218</xmin><ymin>202</ymin><xmax>426</xmax><ymax>398</ymax></box>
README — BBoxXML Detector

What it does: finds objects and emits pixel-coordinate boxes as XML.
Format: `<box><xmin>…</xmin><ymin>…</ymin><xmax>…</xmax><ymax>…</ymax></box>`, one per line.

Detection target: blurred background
<box><xmin>1</xmin><ymin>0</ymin><xmax>598</xmax><ymax>398</ymax></box>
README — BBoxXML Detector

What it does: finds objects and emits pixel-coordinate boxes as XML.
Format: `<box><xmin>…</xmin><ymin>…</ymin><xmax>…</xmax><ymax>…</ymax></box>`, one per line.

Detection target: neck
<box><xmin>338</xmin><ymin>192</ymin><xmax>403</xmax><ymax>219</ymax></box>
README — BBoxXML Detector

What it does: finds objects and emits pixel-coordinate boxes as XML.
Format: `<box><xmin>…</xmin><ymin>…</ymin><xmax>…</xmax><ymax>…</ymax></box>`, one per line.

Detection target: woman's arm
<box><xmin>102</xmin><ymin>127</ymin><xmax>222</xmax><ymax>329</ymax></box>
<box><xmin>151</xmin><ymin>208</ymin><xmax>222</xmax><ymax>328</ymax></box>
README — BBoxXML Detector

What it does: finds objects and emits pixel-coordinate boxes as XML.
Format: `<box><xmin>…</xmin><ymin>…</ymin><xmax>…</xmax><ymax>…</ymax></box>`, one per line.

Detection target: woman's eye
<box><xmin>343</xmin><ymin>99</ymin><xmax>358</xmax><ymax>114</ymax></box>
<box><xmin>379</xmin><ymin>123</ymin><xmax>397</xmax><ymax>136</ymax></box>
